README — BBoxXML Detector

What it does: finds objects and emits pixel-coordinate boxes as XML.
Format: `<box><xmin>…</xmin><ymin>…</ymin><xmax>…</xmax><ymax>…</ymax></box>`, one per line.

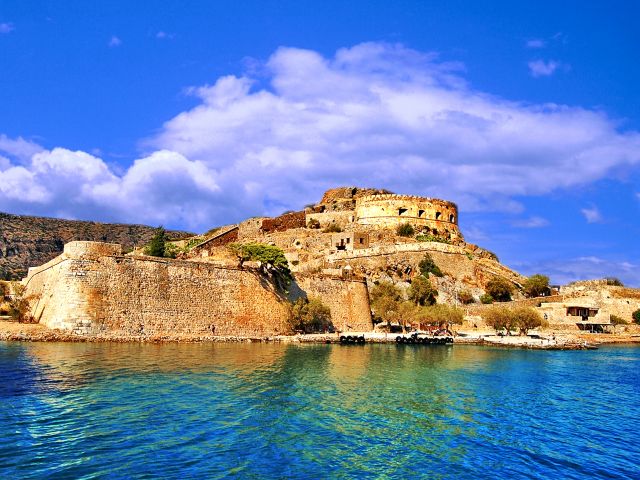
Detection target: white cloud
<box><xmin>526</xmin><ymin>39</ymin><xmax>545</xmax><ymax>48</ymax></box>
<box><xmin>108</xmin><ymin>36</ymin><xmax>122</xmax><ymax>47</ymax></box>
<box><xmin>156</xmin><ymin>31</ymin><xmax>174</xmax><ymax>40</ymax></box>
<box><xmin>0</xmin><ymin>23</ymin><xmax>13</xmax><ymax>34</ymax></box>
<box><xmin>1</xmin><ymin>42</ymin><xmax>640</xmax><ymax>231</ymax></box>
<box><xmin>0</xmin><ymin>135</ymin><xmax>44</xmax><ymax>161</ymax></box>
<box><xmin>581</xmin><ymin>206</ymin><xmax>603</xmax><ymax>223</ymax></box>
<box><xmin>528</xmin><ymin>59</ymin><xmax>561</xmax><ymax>77</ymax></box>
<box><xmin>513</xmin><ymin>216</ymin><xmax>550</xmax><ymax>228</ymax></box>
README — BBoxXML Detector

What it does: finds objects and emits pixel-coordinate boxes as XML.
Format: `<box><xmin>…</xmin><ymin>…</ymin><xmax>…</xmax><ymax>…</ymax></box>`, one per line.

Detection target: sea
<box><xmin>1</xmin><ymin>341</ymin><xmax>638</xmax><ymax>479</ymax></box>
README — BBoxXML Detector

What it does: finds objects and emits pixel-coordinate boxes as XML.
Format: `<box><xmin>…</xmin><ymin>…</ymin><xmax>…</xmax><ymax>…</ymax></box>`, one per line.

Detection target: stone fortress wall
<box><xmin>23</xmin><ymin>241</ymin><xmax>373</xmax><ymax>337</ymax></box>
<box><xmin>355</xmin><ymin>194</ymin><xmax>462</xmax><ymax>240</ymax></box>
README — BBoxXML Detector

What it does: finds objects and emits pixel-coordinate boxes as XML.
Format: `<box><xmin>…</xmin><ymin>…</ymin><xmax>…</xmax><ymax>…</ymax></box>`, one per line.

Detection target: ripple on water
<box><xmin>0</xmin><ymin>342</ymin><xmax>639</xmax><ymax>479</ymax></box>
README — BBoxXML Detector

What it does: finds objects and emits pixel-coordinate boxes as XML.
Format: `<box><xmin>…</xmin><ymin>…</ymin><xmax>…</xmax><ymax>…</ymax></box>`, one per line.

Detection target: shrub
<box><xmin>523</xmin><ymin>274</ymin><xmax>551</xmax><ymax>298</ymax></box>
<box><xmin>323</xmin><ymin>223</ymin><xmax>342</xmax><ymax>233</ymax></box>
<box><xmin>396</xmin><ymin>223</ymin><xmax>415</xmax><ymax>237</ymax></box>
<box><xmin>457</xmin><ymin>290</ymin><xmax>475</xmax><ymax>304</ymax></box>
<box><xmin>407</xmin><ymin>276</ymin><xmax>438</xmax><ymax>306</ymax></box>
<box><xmin>605</xmin><ymin>277</ymin><xmax>624</xmax><ymax>286</ymax></box>
<box><xmin>610</xmin><ymin>315</ymin><xmax>628</xmax><ymax>326</ymax></box>
<box><xmin>480</xmin><ymin>294</ymin><xmax>494</xmax><ymax>304</ymax></box>
<box><xmin>416</xmin><ymin>234</ymin><xmax>451</xmax><ymax>244</ymax></box>
<box><xmin>485</xmin><ymin>277</ymin><xmax>513</xmax><ymax>302</ymax></box>
<box><xmin>307</xmin><ymin>218</ymin><xmax>320</xmax><ymax>229</ymax></box>
<box><xmin>418</xmin><ymin>253</ymin><xmax>443</xmax><ymax>278</ymax></box>
<box><xmin>7</xmin><ymin>285</ymin><xmax>34</xmax><ymax>323</ymax></box>
<box><xmin>163</xmin><ymin>242</ymin><xmax>179</xmax><ymax>259</ymax></box>
<box><xmin>633</xmin><ymin>309</ymin><xmax>640</xmax><ymax>325</ymax></box>
<box><xmin>290</xmin><ymin>297</ymin><xmax>332</xmax><ymax>333</ymax></box>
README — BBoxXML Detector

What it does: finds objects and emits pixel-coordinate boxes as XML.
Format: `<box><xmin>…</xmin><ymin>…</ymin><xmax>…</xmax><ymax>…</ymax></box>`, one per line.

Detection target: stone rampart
<box><xmin>24</xmin><ymin>241</ymin><xmax>373</xmax><ymax>338</ymax></box>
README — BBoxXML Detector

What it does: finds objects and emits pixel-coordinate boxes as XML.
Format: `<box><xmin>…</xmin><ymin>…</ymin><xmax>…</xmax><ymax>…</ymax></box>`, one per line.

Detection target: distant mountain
<box><xmin>0</xmin><ymin>212</ymin><xmax>192</xmax><ymax>280</ymax></box>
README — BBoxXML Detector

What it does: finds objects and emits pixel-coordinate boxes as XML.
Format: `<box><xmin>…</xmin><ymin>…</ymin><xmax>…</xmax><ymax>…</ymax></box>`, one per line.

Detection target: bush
<box><xmin>633</xmin><ymin>309</ymin><xmax>640</xmax><ymax>325</ymax></box>
<box><xmin>610</xmin><ymin>315</ymin><xmax>629</xmax><ymax>326</ymax></box>
<box><xmin>457</xmin><ymin>290</ymin><xmax>475</xmax><ymax>304</ymax></box>
<box><xmin>485</xmin><ymin>277</ymin><xmax>513</xmax><ymax>302</ymax></box>
<box><xmin>307</xmin><ymin>218</ymin><xmax>320</xmax><ymax>229</ymax></box>
<box><xmin>323</xmin><ymin>223</ymin><xmax>342</xmax><ymax>233</ymax></box>
<box><xmin>605</xmin><ymin>277</ymin><xmax>624</xmax><ymax>286</ymax></box>
<box><xmin>523</xmin><ymin>274</ymin><xmax>550</xmax><ymax>298</ymax></box>
<box><xmin>396</xmin><ymin>223</ymin><xmax>415</xmax><ymax>237</ymax></box>
<box><xmin>7</xmin><ymin>285</ymin><xmax>34</xmax><ymax>323</ymax></box>
<box><xmin>290</xmin><ymin>297</ymin><xmax>332</xmax><ymax>333</ymax></box>
<box><xmin>407</xmin><ymin>276</ymin><xmax>438</xmax><ymax>306</ymax></box>
<box><xmin>418</xmin><ymin>253</ymin><xmax>443</xmax><ymax>278</ymax></box>
<box><xmin>480</xmin><ymin>294</ymin><xmax>494</xmax><ymax>304</ymax></box>
<box><xmin>415</xmin><ymin>234</ymin><xmax>451</xmax><ymax>244</ymax></box>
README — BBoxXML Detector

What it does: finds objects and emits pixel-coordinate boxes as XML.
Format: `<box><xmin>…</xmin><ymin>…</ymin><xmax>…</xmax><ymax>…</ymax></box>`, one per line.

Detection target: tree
<box><xmin>370</xmin><ymin>281</ymin><xmax>403</xmax><ymax>327</ymax></box>
<box><xmin>416</xmin><ymin>304</ymin><xmax>464</xmax><ymax>327</ymax></box>
<box><xmin>418</xmin><ymin>253</ymin><xmax>443</xmax><ymax>278</ymax></box>
<box><xmin>481</xmin><ymin>306</ymin><xmax>515</xmax><ymax>334</ymax></box>
<box><xmin>485</xmin><ymin>277</ymin><xmax>514</xmax><ymax>302</ymax></box>
<box><xmin>396</xmin><ymin>222</ymin><xmax>415</xmax><ymax>237</ymax></box>
<box><xmin>228</xmin><ymin>242</ymin><xmax>292</xmax><ymax>290</ymax></box>
<box><xmin>290</xmin><ymin>297</ymin><xmax>332</xmax><ymax>333</ymax></box>
<box><xmin>512</xmin><ymin>306</ymin><xmax>547</xmax><ymax>335</ymax></box>
<box><xmin>523</xmin><ymin>274</ymin><xmax>550</xmax><ymax>298</ymax></box>
<box><xmin>144</xmin><ymin>227</ymin><xmax>168</xmax><ymax>257</ymax></box>
<box><xmin>7</xmin><ymin>284</ymin><xmax>34</xmax><ymax>323</ymax></box>
<box><xmin>633</xmin><ymin>309</ymin><xmax>640</xmax><ymax>325</ymax></box>
<box><xmin>407</xmin><ymin>276</ymin><xmax>438</xmax><ymax>306</ymax></box>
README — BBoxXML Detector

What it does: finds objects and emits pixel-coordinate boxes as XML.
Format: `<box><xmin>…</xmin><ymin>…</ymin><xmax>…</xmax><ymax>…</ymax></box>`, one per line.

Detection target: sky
<box><xmin>0</xmin><ymin>0</ymin><xmax>639</xmax><ymax>286</ymax></box>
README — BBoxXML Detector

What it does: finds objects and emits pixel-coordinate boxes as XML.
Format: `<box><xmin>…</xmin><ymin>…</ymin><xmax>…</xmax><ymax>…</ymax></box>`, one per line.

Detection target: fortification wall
<box><xmin>355</xmin><ymin>194</ymin><xmax>462</xmax><ymax>240</ymax></box>
<box><xmin>295</xmin><ymin>275</ymin><xmax>373</xmax><ymax>332</ymax></box>
<box><xmin>24</xmin><ymin>241</ymin><xmax>373</xmax><ymax>337</ymax></box>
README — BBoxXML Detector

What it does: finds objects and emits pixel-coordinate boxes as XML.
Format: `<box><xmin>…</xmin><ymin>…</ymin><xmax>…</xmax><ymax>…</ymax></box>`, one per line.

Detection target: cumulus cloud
<box><xmin>1</xmin><ymin>42</ymin><xmax>640</xmax><ymax>231</ymax></box>
<box><xmin>108</xmin><ymin>36</ymin><xmax>122</xmax><ymax>47</ymax></box>
<box><xmin>581</xmin><ymin>206</ymin><xmax>603</xmax><ymax>223</ymax></box>
<box><xmin>0</xmin><ymin>23</ymin><xmax>13</xmax><ymax>34</ymax></box>
<box><xmin>528</xmin><ymin>59</ymin><xmax>561</xmax><ymax>77</ymax></box>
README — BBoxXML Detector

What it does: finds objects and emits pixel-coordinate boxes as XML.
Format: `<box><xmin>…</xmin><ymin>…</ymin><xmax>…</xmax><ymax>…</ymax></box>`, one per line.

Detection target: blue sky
<box><xmin>0</xmin><ymin>0</ymin><xmax>639</xmax><ymax>286</ymax></box>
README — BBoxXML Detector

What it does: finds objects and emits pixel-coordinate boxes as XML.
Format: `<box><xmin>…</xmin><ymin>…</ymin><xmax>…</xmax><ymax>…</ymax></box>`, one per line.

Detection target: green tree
<box><xmin>485</xmin><ymin>277</ymin><xmax>514</xmax><ymax>302</ymax></box>
<box><xmin>481</xmin><ymin>306</ymin><xmax>515</xmax><ymax>334</ymax></box>
<box><xmin>290</xmin><ymin>297</ymin><xmax>332</xmax><ymax>333</ymax></box>
<box><xmin>145</xmin><ymin>227</ymin><xmax>168</xmax><ymax>257</ymax></box>
<box><xmin>396</xmin><ymin>222</ymin><xmax>415</xmax><ymax>237</ymax></box>
<box><xmin>633</xmin><ymin>309</ymin><xmax>640</xmax><ymax>325</ymax></box>
<box><xmin>513</xmin><ymin>306</ymin><xmax>547</xmax><ymax>335</ymax></box>
<box><xmin>370</xmin><ymin>281</ymin><xmax>403</xmax><ymax>328</ymax></box>
<box><xmin>418</xmin><ymin>253</ymin><xmax>443</xmax><ymax>278</ymax></box>
<box><xmin>228</xmin><ymin>243</ymin><xmax>292</xmax><ymax>290</ymax></box>
<box><xmin>408</xmin><ymin>276</ymin><xmax>438</xmax><ymax>306</ymax></box>
<box><xmin>523</xmin><ymin>274</ymin><xmax>550</xmax><ymax>298</ymax></box>
<box><xmin>416</xmin><ymin>304</ymin><xmax>464</xmax><ymax>327</ymax></box>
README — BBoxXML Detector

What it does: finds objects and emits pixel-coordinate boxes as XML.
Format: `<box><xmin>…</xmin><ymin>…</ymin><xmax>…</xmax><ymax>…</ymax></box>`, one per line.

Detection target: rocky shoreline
<box><xmin>2</xmin><ymin>320</ymin><xmax>639</xmax><ymax>349</ymax></box>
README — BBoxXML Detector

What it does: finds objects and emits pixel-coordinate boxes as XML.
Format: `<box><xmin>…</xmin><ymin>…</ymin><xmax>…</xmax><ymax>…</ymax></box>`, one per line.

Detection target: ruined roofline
<box><xmin>356</xmin><ymin>193</ymin><xmax>458</xmax><ymax>209</ymax></box>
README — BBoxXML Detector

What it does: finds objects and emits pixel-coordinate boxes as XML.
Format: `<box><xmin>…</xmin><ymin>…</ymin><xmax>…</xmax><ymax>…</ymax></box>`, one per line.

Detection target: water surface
<box><xmin>1</xmin><ymin>341</ymin><xmax>638</xmax><ymax>479</ymax></box>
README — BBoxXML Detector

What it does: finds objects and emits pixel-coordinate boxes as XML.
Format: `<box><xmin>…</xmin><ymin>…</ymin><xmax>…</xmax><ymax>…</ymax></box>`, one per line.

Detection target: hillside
<box><xmin>0</xmin><ymin>212</ymin><xmax>191</xmax><ymax>280</ymax></box>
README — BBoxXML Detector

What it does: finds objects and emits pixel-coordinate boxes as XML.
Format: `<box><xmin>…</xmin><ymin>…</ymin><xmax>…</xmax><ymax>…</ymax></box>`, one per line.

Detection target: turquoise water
<box><xmin>1</xmin><ymin>342</ymin><xmax>639</xmax><ymax>479</ymax></box>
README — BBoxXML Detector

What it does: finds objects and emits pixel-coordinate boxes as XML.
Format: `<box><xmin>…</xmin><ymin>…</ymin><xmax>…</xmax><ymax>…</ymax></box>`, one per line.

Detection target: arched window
<box><xmin>449</xmin><ymin>214</ymin><xmax>455</xmax><ymax>223</ymax></box>
<box><xmin>418</xmin><ymin>209</ymin><xmax>425</xmax><ymax>218</ymax></box>
<box><xmin>435</xmin><ymin>212</ymin><xmax>441</xmax><ymax>220</ymax></box>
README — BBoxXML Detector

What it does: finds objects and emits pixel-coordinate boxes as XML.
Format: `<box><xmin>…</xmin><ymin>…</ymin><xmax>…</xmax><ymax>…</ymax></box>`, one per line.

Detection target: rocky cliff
<box><xmin>0</xmin><ymin>212</ymin><xmax>190</xmax><ymax>280</ymax></box>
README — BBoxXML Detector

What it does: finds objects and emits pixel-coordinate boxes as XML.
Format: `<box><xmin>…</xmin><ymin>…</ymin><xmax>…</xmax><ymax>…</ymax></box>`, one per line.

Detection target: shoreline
<box><xmin>2</xmin><ymin>321</ymin><xmax>639</xmax><ymax>349</ymax></box>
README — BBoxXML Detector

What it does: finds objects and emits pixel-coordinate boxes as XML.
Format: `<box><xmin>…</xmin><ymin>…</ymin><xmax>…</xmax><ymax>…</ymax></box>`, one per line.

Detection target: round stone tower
<box><xmin>355</xmin><ymin>194</ymin><xmax>462</xmax><ymax>240</ymax></box>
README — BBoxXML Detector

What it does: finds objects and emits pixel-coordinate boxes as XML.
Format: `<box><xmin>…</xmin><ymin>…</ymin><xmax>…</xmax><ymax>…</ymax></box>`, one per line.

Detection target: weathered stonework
<box><xmin>355</xmin><ymin>194</ymin><xmax>462</xmax><ymax>240</ymax></box>
<box><xmin>23</xmin><ymin>241</ymin><xmax>373</xmax><ymax>337</ymax></box>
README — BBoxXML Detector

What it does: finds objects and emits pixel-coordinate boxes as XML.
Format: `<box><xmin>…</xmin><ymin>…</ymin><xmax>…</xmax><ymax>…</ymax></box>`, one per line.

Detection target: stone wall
<box><xmin>23</xmin><ymin>241</ymin><xmax>373</xmax><ymax>337</ymax></box>
<box><xmin>355</xmin><ymin>194</ymin><xmax>462</xmax><ymax>240</ymax></box>
<box><xmin>294</xmin><ymin>275</ymin><xmax>373</xmax><ymax>332</ymax></box>
<box><xmin>260</xmin><ymin>211</ymin><xmax>306</xmax><ymax>233</ymax></box>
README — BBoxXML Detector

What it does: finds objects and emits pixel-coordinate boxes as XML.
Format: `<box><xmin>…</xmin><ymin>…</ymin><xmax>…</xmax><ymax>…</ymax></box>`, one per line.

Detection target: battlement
<box><xmin>356</xmin><ymin>193</ymin><xmax>458</xmax><ymax>209</ymax></box>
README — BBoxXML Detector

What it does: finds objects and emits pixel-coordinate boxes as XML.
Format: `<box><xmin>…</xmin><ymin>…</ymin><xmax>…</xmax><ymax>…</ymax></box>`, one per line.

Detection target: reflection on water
<box><xmin>1</xmin><ymin>341</ymin><xmax>639</xmax><ymax>479</ymax></box>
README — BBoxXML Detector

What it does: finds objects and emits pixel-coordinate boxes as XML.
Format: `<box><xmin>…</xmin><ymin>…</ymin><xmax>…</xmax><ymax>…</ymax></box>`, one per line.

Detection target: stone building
<box><xmin>355</xmin><ymin>194</ymin><xmax>462</xmax><ymax>241</ymax></box>
<box><xmin>330</xmin><ymin>232</ymin><xmax>369</xmax><ymax>252</ymax></box>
